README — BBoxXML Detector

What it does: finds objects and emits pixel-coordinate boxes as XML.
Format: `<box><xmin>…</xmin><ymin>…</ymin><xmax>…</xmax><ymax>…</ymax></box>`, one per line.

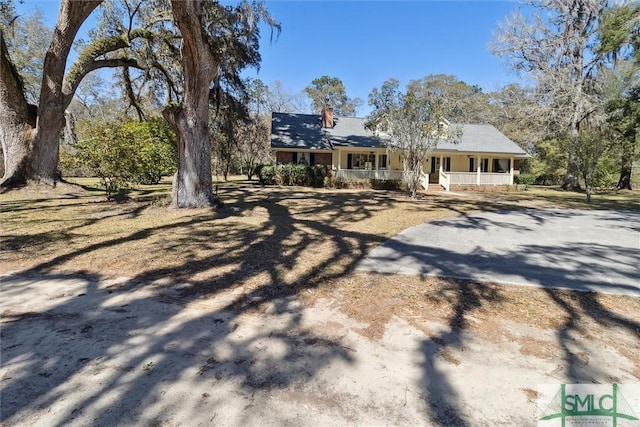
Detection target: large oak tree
<box><xmin>491</xmin><ymin>0</ymin><xmax>609</xmax><ymax>192</ymax></box>
<box><xmin>1</xmin><ymin>0</ymin><xmax>277</xmax><ymax>209</ymax></box>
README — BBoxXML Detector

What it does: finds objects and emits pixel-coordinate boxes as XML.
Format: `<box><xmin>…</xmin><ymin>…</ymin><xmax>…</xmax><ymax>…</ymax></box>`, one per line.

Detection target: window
<box><xmin>378</xmin><ymin>154</ymin><xmax>388</xmax><ymax>170</ymax></box>
<box><xmin>431</xmin><ymin>156</ymin><xmax>451</xmax><ymax>173</ymax></box>
<box><xmin>493</xmin><ymin>158</ymin><xmax>511</xmax><ymax>173</ymax></box>
<box><xmin>348</xmin><ymin>153</ymin><xmax>376</xmax><ymax>169</ymax></box>
<box><xmin>471</xmin><ymin>158</ymin><xmax>489</xmax><ymax>172</ymax></box>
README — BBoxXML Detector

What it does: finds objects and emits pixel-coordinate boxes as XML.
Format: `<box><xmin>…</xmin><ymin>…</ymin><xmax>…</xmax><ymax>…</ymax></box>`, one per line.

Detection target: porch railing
<box><xmin>333</xmin><ymin>169</ymin><xmax>405</xmax><ymax>181</ymax></box>
<box><xmin>479</xmin><ymin>173</ymin><xmax>512</xmax><ymax>185</ymax></box>
<box><xmin>420</xmin><ymin>172</ymin><xmax>429</xmax><ymax>191</ymax></box>
<box><xmin>439</xmin><ymin>171</ymin><xmax>450</xmax><ymax>191</ymax></box>
<box><xmin>445</xmin><ymin>172</ymin><xmax>512</xmax><ymax>186</ymax></box>
<box><xmin>333</xmin><ymin>169</ymin><xmax>431</xmax><ymax>189</ymax></box>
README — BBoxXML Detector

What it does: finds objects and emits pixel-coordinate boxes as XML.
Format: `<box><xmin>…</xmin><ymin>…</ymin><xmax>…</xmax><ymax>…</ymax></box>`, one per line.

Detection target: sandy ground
<box><xmin>2</xmin><ymin>273</ymin><xmax>639</xmax><ymax>426</ymax></box>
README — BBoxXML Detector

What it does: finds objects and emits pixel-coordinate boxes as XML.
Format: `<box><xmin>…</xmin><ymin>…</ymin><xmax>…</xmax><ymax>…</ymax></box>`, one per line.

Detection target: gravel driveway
<box><xmin>357</xmin><ymin>208</ymin><xmax>640</xmax><ymax>296</ymax></box>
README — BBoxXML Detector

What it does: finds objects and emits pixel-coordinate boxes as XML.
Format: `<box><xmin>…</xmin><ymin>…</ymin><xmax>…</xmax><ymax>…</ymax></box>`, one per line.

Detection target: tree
<box><xmin>304</xmin><ymin>75</ymin><xmax>362</xmax><ymax>116</ymax></box>
<box><xmin>126</xmin><ymin>0</ymin><xmax>277</xmax><ymax>207</ymax></box>
<box><xmin>161</xmin><ymin>0</ymin><xmax>221</xmax><ymax>206</ymax></box>
<box><xmin>491</xmin><ymin>0</ymin><xmax>609</xmax><ymax>192</ymax></box>
<box><xmin>415</xmin><ymin>74</ymin><xmax>491</xmax><ymax>124</ymax></box>
<box><xmin>0</xmin><ymin>0</ymin><xmax>150</xmax><ymax>188</ymax></box>
<box><xmin>599</xmin><ymin>2</ymin><xmax>640</xmax><ymax>189</ymax></box>
<box><xmin>603</xmin><ymin>63</ymin><xmax>640</xmax><ymax>189</ymax></box>
<box><xmin>1</xmin><ymin>8</ymin><xmax>50</xmax><ymax>103</ymax></box>
<box><xmin>485</xmin><ymin>83</ymin><xmax>543</xmax><ymax>154</ymax></box>
<box><xmin>1</xmin><ymin>0</ymin><xmax>278</xmax><ymax>211</ymax></box>
<box><xmin>235</xmin><ymin>117</ymin><xmax>270</xmax><ymax>180</ymax></box>
<box><xmin>598</xmin><ymin>1</ymin><xmax>640</xmax><ymax>64</ymax></box>
<box><xmin>264</xmin><ymin>80</ymin><xmax>307</xmax><ymax>114</ymax></box>
<box><xmin>367</xmin><ymin>77</ymin><xmax>461</xmax><ymax>199</ymax></box>
<box><xmin>566</xmin><ymin>129</ymin><xmax>611</xmax><ymax>201</ymax></box>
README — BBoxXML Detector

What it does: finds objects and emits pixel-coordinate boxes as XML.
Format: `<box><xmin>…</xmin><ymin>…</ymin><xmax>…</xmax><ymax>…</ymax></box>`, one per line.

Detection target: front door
<box><xmin>430</xmin><ymin>157</ymin><xmax>441</xmax><ymax>174</ymax></box>
<box><xmin>430</xmin><ymin>157</ymin><xmax>440</xmax><ymax>183</ymax></box>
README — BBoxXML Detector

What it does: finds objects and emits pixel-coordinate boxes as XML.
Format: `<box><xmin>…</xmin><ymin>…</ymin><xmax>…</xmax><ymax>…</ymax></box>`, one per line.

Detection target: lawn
<box><xmin>2</xmin><ymin>178</ymin><xmax>638</xmax><ymax>340</ymax></box>
<box><xmin>2</xmin><ymin>178</ymin><xmax>639</xmax><ymax>424</ymax></box>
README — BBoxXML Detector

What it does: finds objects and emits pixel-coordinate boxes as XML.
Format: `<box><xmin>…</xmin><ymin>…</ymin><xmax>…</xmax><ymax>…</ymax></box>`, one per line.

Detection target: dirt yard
<box><xmin>1</xmin><ymin>181</ymin><xmax>639</xmax><ymax>426</ymax></box>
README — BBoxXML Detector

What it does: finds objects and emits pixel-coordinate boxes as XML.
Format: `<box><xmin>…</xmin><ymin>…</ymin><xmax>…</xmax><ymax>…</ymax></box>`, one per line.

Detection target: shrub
<box><xmin>258</xmin><ymin>164</ymin><xmax>330</xmax><ymax>187</ymax></box>
<box><xmin>308</xmin><ymin>165</ymin><xmax>329</xmax><ymax>187</ymax></box>
<box><xmin>370</xmin><ymin>179</ymin><xmax>403</xmax><ymax>190</ymax></box>
<box><xmin>71</xmin><ymin>117</ymin><xmax>177</xmax><ymax>199</ymax></box>
<box><xmin>514</xmin><ymin>173</ymin><xmax>535</xmax><ymax>185</ymax></box>
<box><xmin>258</xmin><ymin>165</ymin><xmax>278</xmax><ymax>185</ymax></box>
<box><xmin>124</xmin><ymin>118</ymin><xmax>177</xmax><ymax>185</ymax></box>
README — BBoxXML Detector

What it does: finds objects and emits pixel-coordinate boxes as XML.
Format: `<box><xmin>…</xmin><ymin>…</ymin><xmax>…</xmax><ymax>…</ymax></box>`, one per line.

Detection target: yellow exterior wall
<box><xmin>331</xmin><ymin>149</ymin><xmax>519</xmax><ymax>174</ymax></box>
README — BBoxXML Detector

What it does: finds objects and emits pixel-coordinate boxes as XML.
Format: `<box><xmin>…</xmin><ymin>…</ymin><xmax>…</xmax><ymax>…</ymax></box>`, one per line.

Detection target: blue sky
<box><xmin>248</xmin><ymin>1</ymin><xmax>523</xmax><ymax>114</ymax></box>
<box><xmin>16</xmin><ymin>1</ymin><xmax>523</xmax><ymax>116</ymax></box>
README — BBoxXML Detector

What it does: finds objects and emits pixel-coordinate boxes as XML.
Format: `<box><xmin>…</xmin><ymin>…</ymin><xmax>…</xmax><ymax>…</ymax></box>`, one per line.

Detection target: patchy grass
<box><xmin>481</xmin><ymin>186</ymin><xmax>640</xmax><ymax>211</ymax></box>
<box><xmin>1</xmin><ymin>178</ymin><xmax>639</xmax><ymax>367</ymax></box>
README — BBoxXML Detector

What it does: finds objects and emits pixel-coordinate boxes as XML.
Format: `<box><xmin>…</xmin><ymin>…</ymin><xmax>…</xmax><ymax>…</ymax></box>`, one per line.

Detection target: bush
<box><xmin>370</xmin><ymin>179</ymin><xmax>403</xmax><ymax>190</ymax></box>
<box><xmin>71</xmin><ymin>117</ymin><xmax>177</xmax><ymax>199</ymax></box>
<box><xmin>258</xmin><ymin>164</ymin><xmax>330</xmax><ymax>187</ymax></box>
<box><xmin>125</xmin><ymin>118</ymin><xmax>177</xmax><ymax>185</ymax></box>
<box><xmin>308</xmin><ymin>165</ymin><xmax>329</xmax><ymax>187</ymax></box>
<box><xmin>258</xmin><ymin>165</ymin><xmax>278</xmax><ymax>185</ymax></box>
<box><xmin>514</xmin><ymin>173</ymin><xmax>535</xmax><ymax>185</ymax></box>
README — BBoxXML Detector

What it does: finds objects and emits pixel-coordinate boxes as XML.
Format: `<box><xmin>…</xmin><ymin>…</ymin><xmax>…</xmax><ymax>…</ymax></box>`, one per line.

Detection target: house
<box><xmin>270</xmin><ymin>108</ymin><xmax>529</xmax><ymax>191</ymax></box>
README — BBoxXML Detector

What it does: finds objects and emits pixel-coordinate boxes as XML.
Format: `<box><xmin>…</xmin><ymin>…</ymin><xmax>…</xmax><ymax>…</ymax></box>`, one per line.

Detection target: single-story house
<box><xmin>271</xmin><ymin>108</ymin><xmax>529</xmax><ymax>190</ymax></box>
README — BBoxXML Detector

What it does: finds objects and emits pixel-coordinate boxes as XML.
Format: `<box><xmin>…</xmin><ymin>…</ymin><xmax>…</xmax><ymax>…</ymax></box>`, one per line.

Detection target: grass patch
<box><xmin>1</xmin><ymin>179</ymin><xmax>638</xmax><ymax>283</ymax></box>
<box><xmin>1</xmin><ymin>179</ymin><xmax>638</xmax><ymax>361</ymax></box>
<box><xmin>478</xmin><ymin>186</ymin><xmax>640</xmax><ymax>211</ymax></box>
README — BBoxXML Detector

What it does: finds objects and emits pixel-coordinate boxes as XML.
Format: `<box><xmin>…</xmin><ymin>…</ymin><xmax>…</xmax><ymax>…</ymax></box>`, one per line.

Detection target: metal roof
<box><xmin>437</xmin><ymin>124</ymin><xmax>528</xmax><ymax>156</ymax></box>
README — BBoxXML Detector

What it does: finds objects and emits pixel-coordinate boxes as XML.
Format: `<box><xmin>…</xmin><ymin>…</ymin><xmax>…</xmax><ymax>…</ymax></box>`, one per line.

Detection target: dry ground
<box><xmin>1</xmin><ymin>178</ymin><xmax>639</xmax><ymax>425</ymax></box>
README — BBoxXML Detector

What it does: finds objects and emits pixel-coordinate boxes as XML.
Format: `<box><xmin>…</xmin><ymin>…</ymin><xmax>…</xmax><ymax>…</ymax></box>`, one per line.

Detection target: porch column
<box><xmin>509</xmin><ymin>156</ymin><xmax>514</xmax><ymax>185</ymax></box>
<box><xmin>439</xmin><ymin>154</ymin><xmax>443</xmax><ymax>175</ymax></box>
<box><xmin>336</xmin><ymin>149</ymin><xmax>341</xmax><ymax>171</ymax></box>
<box><xmin>476</xmin><ymin>155</ymin><xmax>481</xmax><ymax>185</ymax></box>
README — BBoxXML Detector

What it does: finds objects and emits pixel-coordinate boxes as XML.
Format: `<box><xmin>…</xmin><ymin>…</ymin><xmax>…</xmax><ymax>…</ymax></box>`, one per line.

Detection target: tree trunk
<box><xmin>0</xmin><ymin>30</ymin><xmax>36</xmax><ymax>188</ymax></box>
<box><xmin>617</xmin><ymin>144</ymin><xmax>634</xmax><ymax>190</ymax></box>
<box><xmin>0</xmin><ymin>0</ymin><xmax>102</xmax><ymax>188</ymax></box>
<box><xmin>30</xmin><ymin>0</ymin><xmax>102</xmax><ymax>185</ymax></box>
<box><xmin>562</xmin><ymin>157</ymin><xmax>581</xmax><ymax>190</ymax></box>
<box><xmin>165</xmin><ymin>0</ymin><xmax>220</xmax><ymax>208</ymax></box>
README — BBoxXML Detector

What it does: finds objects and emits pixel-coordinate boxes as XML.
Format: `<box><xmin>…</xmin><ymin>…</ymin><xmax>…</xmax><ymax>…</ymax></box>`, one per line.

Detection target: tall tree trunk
<box><xmin>164</xmin><ymin>0</ymin><xmax>220</xmax><ymax>208</ymax></box>
<box><xmin>617</xmin><ymin>143</ymin><xmax>634</xmax><ymax>190</ymax></box>
<box><xmin>0</xmin><ymin>0</ymin><xmax>102</xmax><ymax>188</ymax></box>
<box><xmin>30</xmin><ymin>0</ymin><xmax>102</xmax><ymax>185</ymax></box>
<box><xmin>0</xmin><ymin>30</ymin><xmax>35</xmax><ymax>188</ymax></box>
<box><xmin>562</xmin><ymin>156</ymin><xmax>581</xmax><ymax>190</ymax></box>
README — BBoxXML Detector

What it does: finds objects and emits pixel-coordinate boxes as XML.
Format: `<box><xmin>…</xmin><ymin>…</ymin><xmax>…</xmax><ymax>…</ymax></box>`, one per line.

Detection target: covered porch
<box><xmin>428</xmin><ymin>153</ymin><xmax>518</xmax><ymax>191</ymax></box>
<box><xmin>331</xmin><ymin>148</ymin><xmax>431</xmax><ymax>188</ymax></box>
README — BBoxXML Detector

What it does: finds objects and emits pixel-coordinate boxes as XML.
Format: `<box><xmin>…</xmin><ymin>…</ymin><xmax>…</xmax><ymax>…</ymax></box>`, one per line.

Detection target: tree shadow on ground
<box><xmin>362</xmin><ymin>210</ymin><xmax>640</xmax><ymax>426</ymax></box>
<box><xmin>0</xmin><ymin>187</ymin><xmax>403</xmax><ymax>425</ymax></box>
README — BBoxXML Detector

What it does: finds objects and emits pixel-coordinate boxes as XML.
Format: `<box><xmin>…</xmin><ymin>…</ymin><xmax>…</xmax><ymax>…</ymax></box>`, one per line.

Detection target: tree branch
<box><xmin>63</xmin><ymin>28</ymin><xmax>155</xmax><ymax>99</ymax></box>
<box><xmin>66</xmin><ymin>58</ymin><xmax>143</xmax><ymax>100</ymax></box>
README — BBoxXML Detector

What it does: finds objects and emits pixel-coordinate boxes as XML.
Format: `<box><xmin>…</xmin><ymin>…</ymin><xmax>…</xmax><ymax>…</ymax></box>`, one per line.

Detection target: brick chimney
<box><xmin>321</xmin><ymin>107</ymin><xmax>334</xmax><ymax>129</ymax></box>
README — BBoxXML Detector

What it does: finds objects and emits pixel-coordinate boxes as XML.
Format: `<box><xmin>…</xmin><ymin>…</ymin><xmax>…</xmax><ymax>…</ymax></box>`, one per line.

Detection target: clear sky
<box><xmin>15</xmin><ymin>0</ymin><xmax>523</xmax><ymax>116</ymax></box>
<box><xmin>247</xmin><ymin>1</ymin><xmax>522</xmax><ymax>115</ymax></box>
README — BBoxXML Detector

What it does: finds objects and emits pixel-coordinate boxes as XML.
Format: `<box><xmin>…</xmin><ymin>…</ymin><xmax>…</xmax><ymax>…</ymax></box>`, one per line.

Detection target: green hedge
<box><xmin>514</xmin><ymin>173</ymin><xmax>536</xmax><ymax>185</ymax></box>
<box><xmin>259</xmin><ymin>164</ymin><xmax>329</xmax><ymax>187</ymax></box>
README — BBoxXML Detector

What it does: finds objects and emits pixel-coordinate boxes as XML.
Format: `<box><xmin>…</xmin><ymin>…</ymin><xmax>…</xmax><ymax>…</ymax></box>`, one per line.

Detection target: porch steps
<box><xmin>425</xmin><ymin>184</ymin><xmax>446</xmax><ymax>192</ymax></box>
